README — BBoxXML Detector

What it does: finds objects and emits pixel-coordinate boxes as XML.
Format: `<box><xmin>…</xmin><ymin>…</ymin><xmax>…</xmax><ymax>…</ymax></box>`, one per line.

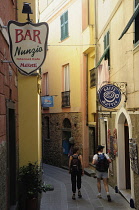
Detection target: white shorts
<box><xmin>96</xmin><ymin>170</ymin><xmax>108</xmax><ymax>179</ymax></box>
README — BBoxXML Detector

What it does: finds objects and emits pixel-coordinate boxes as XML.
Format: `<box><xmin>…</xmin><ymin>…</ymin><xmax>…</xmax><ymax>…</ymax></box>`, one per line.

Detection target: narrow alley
<box><xmin>40</xmin><ymin>164</ymin><xmax>133</xmax><ymax>210</ymax></box>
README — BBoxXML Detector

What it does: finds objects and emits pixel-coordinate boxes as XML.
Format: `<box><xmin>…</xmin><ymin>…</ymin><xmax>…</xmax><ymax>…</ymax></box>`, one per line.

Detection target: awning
<box><xmin>96</xmin><ymin>46</ymin><xmax>109</xmax><ymax>68</ymax></box>
<box><xmin>118</xmin><ymin>4</ymin><xmax>139</xmax><ymax>40</ymax></box>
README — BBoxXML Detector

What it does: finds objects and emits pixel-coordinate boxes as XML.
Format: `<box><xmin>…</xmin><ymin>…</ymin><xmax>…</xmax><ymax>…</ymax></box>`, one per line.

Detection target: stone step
<box><xmin>84</xmin><ymin>167</ymin><xmax>96</xmax><ymax>177</ymax></box>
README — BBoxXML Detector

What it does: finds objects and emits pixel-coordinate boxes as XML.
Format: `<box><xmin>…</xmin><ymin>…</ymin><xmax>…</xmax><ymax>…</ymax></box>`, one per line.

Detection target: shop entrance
<box><xmin>7</xmin><ymin>101</ymin><xmax>17</xmax><ymax>209</ymax></box>
<box><xmin>124</xmin><ymin>120</ymin><xmax>131</xmax><ymax>189</ymax></box>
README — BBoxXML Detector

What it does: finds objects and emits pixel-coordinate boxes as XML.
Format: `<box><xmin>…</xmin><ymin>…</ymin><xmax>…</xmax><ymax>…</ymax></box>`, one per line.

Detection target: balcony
<box><xmin>61</xmin><ymin>91</ymin><xmax>70</xmax><ymax>108</ymax></box>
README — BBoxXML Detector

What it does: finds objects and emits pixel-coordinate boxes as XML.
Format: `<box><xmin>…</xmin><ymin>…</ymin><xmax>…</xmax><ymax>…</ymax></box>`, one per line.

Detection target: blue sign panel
<box><xmin>98</xmin><ymin>84</ymin><xmax>121</xmax><ymax>109</ymax></box>
<box><xmin>41</xmin><ymin>96</ymin><xmax>54</xmax><ymax>107</ymax></box>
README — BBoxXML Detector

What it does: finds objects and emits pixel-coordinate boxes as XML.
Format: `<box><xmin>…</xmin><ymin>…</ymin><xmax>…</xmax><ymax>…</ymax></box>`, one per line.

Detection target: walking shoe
<box><xmin>107</xmin><ymin>195</ymin><xmax>111</xmax><ymax>202</ymax></box>
<box><xmin>72</xmin><ymin>194</ymin><xmax>76</xmax><ymax>200</ymax></box>
<box><xmin>97</xmin><ymin>194</ymin><xmax>102</xmax><ymax>199</ymax></box>
<box><xmin>78</xmin><ymin>190</ymin><xmax>82</xmax><ymax>198</ymax></box>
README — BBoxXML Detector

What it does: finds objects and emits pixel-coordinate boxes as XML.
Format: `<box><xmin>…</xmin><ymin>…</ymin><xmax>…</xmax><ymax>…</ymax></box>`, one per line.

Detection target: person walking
<box><xmin>92</xmin><ymin>145</ymin><xmax>112</xmax><ymax>202</ymax></box>
<box><xmin>69</xmin><ymin>147</ymin><xmax>84</xmax><ymax>200</ymax></box>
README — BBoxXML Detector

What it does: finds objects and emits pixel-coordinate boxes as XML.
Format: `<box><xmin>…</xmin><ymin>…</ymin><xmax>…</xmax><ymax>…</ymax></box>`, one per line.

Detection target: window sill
<box><xmin>62</xmin><ymin>106</ymin><xmax>71</xmax><ymax>108</ymax></box>
<box><xmin>60</xmin><ymin>36</ymin><xmax>69</xmax><ymax>42</ymax></box>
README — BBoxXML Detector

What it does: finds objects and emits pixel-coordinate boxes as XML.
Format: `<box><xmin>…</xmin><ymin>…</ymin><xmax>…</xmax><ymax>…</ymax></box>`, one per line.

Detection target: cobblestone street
<box><xmin>40</xmin><ymin>164</ymin><xmax>134</xmax><ymax>210</ymax></box>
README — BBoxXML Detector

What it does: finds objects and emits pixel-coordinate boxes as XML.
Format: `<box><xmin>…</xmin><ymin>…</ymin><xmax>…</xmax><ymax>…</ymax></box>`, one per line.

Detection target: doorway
<box><xmin>89</xmin><ymin>127</ymin><xmax>95</xmax><ymax>162</ymax></box>
<box><xmin>116</xmin><ymin>108</ymin><xmax>133</xmax><ymax>202</ymax></box>
<box><xmin>124</xmin><ymin>120</ymin><xmax>131</xmax><ymax>189</ymax></box>
<box><xmin>62</xmin><ymin>130</ymin><xmax>71</xmax><ymax>166</ymax></box>
<box><xmin>7</xmin><ymin>101</ymin><xmax>17</xmax><ymax>209</ymax></box>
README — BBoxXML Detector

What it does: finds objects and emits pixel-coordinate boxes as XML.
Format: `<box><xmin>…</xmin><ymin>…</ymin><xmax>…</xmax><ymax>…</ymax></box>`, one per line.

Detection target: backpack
<box><xmin>70</xmin><ymin>155</ymin><xmax>81</xmax><ymax>172</ymax></box>
<box><xmin>96</xmin><ymin>153</ymin><xmax>109</xmax><ymax>172</ymax></box>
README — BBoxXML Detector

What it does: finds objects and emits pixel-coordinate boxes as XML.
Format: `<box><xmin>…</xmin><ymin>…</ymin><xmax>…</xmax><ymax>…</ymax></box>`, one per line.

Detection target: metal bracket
<box><xmin>1</xmin><ymin>60</ymin><xmax>13</xmax><ymax>63</ymax></box>
<box><xmin>0</xmin><ymin>25</ymin><xmax>7</xmax><ymax>30</ymax></box>
<box><xmin>113</xmin><ymin>82</ymin><xmax>127</xmax><ymax>102</ymax></box>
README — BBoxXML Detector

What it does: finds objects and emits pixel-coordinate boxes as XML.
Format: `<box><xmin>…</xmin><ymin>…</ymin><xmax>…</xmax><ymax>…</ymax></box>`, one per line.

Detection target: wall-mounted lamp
<box><xmin>22</xmin><ymin>2</ymin><xmax>33</xmax><ymax>22</ymax></box>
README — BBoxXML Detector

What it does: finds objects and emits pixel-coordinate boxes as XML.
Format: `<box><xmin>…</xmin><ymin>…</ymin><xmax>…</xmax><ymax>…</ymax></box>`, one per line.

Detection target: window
<box><xmin>104</xmin><ymin>31</ymin><xmax>110</xmax><ymax>66</ymax></box>
<box><xmin>62</xmin><ymin>64</ymin><xmax>70</xmax><ymax>107</ymax></box>
<box><xmin>90</xmin><ymin>68</ymin><xmax>96</xmax><ymax>88</ymax></box>
<box><xmin>135</xmin><ymin>0</ymin><xmax>139</xmax><ymax>7</ymax></box>
<box><xmin>135</xmin><ymin>1</ymin><xmax>139</xmax><ymax>44</ymax></box>
<box><xmin>60</xmin><ymin>11</ymin><xmax>69</xmax><ymax>41</ymax></box>
<box><xmin>64</xmin><ymin>64</ymin><xmax>70</xmax><ymax>91</ymax></box>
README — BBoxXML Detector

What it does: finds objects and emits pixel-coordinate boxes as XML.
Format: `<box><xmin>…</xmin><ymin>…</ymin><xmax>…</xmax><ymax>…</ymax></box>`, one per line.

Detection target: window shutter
<box><xmin>60</xmin><ymin>11</ymin><xmax>68</xmax><ymax>41</ymax></box>
<box><xmin>61</xmin><ymin>15</ymin><xmax>64</xmax><ymax>40</ymax></box>
<box><xmin>65</xmin><ymin>11</ymin><xmax>68</xmax><ymax>37</ymax></box>
<box><xmin>104</xmin><ymin>31</ymin><xmax>109</xmax><ymax>50</ymax></box>
<box><xmin>107</xmin><ymin>31</ymin><xmax>109</xmax><ymax>46</ymax></box>
<box><xmin>104</xmin><ymin>35</ymin><xmax>107</xmax><ymax>50</ymax></box>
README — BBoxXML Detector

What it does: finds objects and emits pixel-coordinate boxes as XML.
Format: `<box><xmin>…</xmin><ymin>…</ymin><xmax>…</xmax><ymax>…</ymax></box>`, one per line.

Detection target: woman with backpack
<box><xmin>69</xmin><ymin>146</ymin><xmax>84</xmax><ymax>200</ymax></box>
<box><xmin>92</xmin><ymin>145</ymin><xmax>112</xmax><ymax>202</ymax></box>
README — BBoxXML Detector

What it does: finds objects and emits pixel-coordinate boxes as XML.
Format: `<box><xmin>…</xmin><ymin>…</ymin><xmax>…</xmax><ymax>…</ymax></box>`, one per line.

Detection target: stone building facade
<box><xmin>42</xmin><ymin>112</ymin><xmax>83</xmax><ymax>167</ymax></box>
<box><xmin>0</xmin><ymin>1</ymin><xmax>18</xmax><ymax>209</ymax></box>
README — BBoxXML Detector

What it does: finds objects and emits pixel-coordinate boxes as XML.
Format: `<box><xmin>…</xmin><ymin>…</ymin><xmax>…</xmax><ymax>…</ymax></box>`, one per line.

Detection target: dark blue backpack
<box><xmin>96</xmin><ymin>153</ymin><xmax>109</xmax><ymax>172</ymax></box>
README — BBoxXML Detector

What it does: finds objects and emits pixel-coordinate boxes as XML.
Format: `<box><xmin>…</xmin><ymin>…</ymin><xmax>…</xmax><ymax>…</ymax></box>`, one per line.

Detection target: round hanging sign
<box><xmin>98</xmin><ymin>84</ymin><xmax>121</xmax><ymax>109</ymax></box>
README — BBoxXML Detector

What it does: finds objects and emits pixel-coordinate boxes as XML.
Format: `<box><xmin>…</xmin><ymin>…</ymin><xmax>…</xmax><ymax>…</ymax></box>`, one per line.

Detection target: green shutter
<box><xmin>61</xmin><ymin>15</ymin><xmax>64</xmax><ymax>40</ymax></box>
<box><xmin>65</xmin><ymin>11</ymin><xmax>68</xmax><ymax>37</ymax></box>
<box><xmin>60</xmin><ymin>11</ymin><xmax>68</xmax><ymax>41</ymax></box>
<box><xmin>107</xmin><ymin>31</ymin><xmax>109</xmax><ymax>46</ymax></box>
<box><xmin>104</xmin><ymin>31</ymin><xmax>109</xmax><ymax>49</ymax></box>
<box><xmin>104</xmin><ymin>35</ymin><xmax>106</xmax><ymax>50</ymax></box>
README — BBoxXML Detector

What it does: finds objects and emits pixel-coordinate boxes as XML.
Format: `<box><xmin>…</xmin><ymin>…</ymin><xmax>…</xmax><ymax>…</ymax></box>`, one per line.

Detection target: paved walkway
<box><xmin>40</xmin><ymin>164</ymin><xmax>134</xmax><ymax>210</ymax></box>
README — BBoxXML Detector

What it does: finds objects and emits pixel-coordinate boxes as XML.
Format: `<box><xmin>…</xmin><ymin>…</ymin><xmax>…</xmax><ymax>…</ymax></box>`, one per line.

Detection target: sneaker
<box><xmin>107</xmin><ymin>195</ymin><xmax>111</xmax><ymax>202</ymax></box>
<box><xmin>72</xmin><ymin>194</ymin><xmax>76</xmax><ymax>200</ymax></box>
<box><xmin>78</xmin><ymin>190</ymin><xmax>82</xmax><ymax>198</ymax></box>
<box><xmin>97</xmin><ymin>194</ymin><xmax>102</xmax><ymax>199</ymax></box>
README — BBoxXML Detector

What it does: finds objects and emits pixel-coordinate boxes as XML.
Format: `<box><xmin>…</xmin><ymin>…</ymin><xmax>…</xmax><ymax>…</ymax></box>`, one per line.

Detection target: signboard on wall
<box><xmin>41</xmin><ymin>96</ymin><xmax>54</xmax><ymax>107</ymax></box>
<box><xmin>8</xmin><ymin>21</ymin><xmax>49</xmax><ymax>75</ymax></box>
<box><xmin>98</xmin><ymin>84</ymin><xmax>121</xmax><ymax>109</ymax></box>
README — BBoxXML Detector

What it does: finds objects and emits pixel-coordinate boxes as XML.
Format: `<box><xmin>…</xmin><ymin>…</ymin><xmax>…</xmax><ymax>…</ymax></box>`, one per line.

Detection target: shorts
<box><xmin>96</xmin><ymin>170</ymin><xmax>108</xmax><ymax>179</ymax></box>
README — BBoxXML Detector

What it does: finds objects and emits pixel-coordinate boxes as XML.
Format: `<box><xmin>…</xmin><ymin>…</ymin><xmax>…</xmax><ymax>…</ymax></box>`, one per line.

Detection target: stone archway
<box><xmin>115</xmin><ymin>107</ymin><xmax>134</xmax><ymax>201</ymax></box>
<box><xmin>62</xmin><ymin>118</ymin><xmax>71</xmax><ymax>167</ymax></box>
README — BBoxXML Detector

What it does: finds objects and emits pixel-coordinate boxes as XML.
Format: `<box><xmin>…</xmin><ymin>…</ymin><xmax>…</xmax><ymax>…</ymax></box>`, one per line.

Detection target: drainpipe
<box><xmin>86</xmin><ymin>54</ymin><xmax>88</xmax><ymax>126</ymax></box>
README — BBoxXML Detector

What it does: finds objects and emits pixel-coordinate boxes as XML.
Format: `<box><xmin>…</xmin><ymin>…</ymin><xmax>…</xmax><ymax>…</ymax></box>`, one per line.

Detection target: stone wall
<box><xmin>42</xmin><ymin>112</ymin><xmax>83</xmax><ymax>167</ymax></box>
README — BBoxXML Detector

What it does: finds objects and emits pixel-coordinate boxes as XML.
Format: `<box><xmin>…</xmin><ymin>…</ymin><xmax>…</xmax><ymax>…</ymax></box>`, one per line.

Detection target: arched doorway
<box><xmin>116</xmin><ymin>107</ymin><xmax>134</xmax><ymax>201</ymax></box>
<box><xmin>124</xmin><ymin>119</ymin><xmax>131</xmax><ymax>189</ymax></box>
<box><xmin>62</xmin><ymin>118</ymin><xmax>71</xmax><ymax>167</ymax></box>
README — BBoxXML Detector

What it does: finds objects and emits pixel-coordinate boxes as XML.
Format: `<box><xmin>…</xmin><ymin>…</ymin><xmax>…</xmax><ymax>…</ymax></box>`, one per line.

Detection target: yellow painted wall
<box><xmin>82</xmin><ymin>0</ymin><xmax>96</xmax><ymax>125</ymax></box>
<box><xmin>40</xmin><ymin>0</ymin><xmax>82</xmax><ymax>113</ymax></box>
<box><xmin>40</xmin><ymin>0</ymin><xmax>96</xmax><ymax>166</ymax></box>
<box><xmin>17</xmin><ymin>0</ymin><xmax>42</xmax><ymax>166</ymax></box>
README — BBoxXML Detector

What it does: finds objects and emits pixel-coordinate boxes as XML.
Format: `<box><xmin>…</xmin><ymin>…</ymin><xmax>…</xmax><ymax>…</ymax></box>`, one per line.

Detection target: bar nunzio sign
<box><xmin>98</xmin><ymin>84</ymin><xmax>121</xmax><ymax>109</ymax></box>
<box><xmin>8</xmin><ymin>21</ymin><xmax>49</xmax><ymax>75</ymax></box>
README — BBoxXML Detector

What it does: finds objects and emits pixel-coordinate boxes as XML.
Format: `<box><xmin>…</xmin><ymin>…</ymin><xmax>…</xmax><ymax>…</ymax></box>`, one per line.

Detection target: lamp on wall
<box><xmin>22</xmin><ymin>2</ymin><xmax>33</xmax><ymax>22</ymax></box>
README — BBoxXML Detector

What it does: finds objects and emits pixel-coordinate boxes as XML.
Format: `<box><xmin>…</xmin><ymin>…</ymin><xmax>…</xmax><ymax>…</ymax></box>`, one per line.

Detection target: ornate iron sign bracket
<box><xmin>113</xmin><ymin>82</ymin><xmax>127</xmax><ymax>102</ymax></box>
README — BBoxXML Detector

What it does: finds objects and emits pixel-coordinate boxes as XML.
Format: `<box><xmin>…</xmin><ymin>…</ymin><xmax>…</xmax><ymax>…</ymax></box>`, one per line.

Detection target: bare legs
<box><xmin>97</xmin><ymin>178</ymin><xmax>111</xmax><ymax>201</ymax></box>
<box><xmin>103</xmin><ymin>178</ymin><xmax>109</xmax><ymax>193</ymax></box>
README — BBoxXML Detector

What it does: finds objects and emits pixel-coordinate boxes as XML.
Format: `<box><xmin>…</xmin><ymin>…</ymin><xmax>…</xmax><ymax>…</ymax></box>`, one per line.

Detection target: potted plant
<box><xmin>18</xmin><ymin>162</ymin><xmax>54</xmax><ymax>210</ymax></box>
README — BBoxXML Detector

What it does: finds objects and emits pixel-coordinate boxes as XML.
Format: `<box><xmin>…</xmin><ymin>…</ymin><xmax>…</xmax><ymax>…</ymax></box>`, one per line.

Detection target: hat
<box><xmin>69</xmin><ymin>137</ymin><xmax>74</xmax><ymax>144</ymax></box>
<box><xmin>97</xmin><ymin>145</ymin><xmax>104</xmax><ymax>151</ymax></box>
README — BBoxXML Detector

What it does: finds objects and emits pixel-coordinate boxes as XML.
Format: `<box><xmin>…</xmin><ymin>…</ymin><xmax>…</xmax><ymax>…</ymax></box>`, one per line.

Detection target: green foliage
<box><xmin>18</xmin><ymin>162</ymin><xmax>48</xmax><ymax>199</ymax></box>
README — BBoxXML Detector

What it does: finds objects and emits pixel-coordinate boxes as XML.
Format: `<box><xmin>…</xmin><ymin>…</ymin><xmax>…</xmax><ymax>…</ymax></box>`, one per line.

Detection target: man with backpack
<box><xmin>69</xmin><ymin>147</ymin><xmax>84</xmax><ymax>200</ymax></box>
<box><xmin>92</xmin><ymin>145</ymin><xmax>112</xmax><ymax>202</ymax></box>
